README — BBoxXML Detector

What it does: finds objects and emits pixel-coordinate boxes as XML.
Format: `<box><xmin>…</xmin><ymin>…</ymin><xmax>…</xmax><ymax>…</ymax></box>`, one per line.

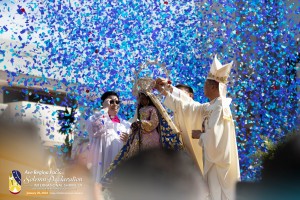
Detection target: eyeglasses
<box><xmin>109</xmin><ymin>100</ymin><xmax>121</xmax><ymax>105</ymax></box>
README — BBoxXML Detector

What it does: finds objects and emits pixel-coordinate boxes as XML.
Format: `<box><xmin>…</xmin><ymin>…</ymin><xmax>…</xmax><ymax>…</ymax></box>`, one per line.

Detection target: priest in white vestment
<box><xmin>156</xmin><ymin>55</ymin><xmax>240</xmax><ymax>200</ymax></box>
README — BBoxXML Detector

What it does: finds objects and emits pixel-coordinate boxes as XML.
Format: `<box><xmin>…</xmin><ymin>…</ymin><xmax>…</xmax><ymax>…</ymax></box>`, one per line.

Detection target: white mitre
<box><xmin>207</xmin><ymin>55</ymin><xmax>233</xmax><ymax>120</ymax></box>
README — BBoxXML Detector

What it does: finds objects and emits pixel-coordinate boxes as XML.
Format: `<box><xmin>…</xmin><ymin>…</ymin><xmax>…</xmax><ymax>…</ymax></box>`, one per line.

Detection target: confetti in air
<box><xmin>0</xmin><ymin>0</ymin><xmax>299</xmax><ymax>180</ymax></box>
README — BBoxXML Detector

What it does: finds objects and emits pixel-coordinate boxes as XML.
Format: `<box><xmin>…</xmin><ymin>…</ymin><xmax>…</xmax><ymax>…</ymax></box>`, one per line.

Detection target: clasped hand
<box><xmin>131</xmin><ymin>121</ymin><xmax>142</xmax><ymax>131</ymax></box>
<box><xmin>120</xmin><ymin>133</ymin><xmax>129</xmax><ymax>143</ymax></box>
<box><xmin>191</xmin><ymin>130</ymin><xmax>204</xmax><ymax>139</ymax></box>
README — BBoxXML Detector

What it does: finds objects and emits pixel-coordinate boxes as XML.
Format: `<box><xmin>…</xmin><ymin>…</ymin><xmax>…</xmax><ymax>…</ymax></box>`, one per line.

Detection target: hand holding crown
<box><xmin>154</xmin><ymin>78</ymin><xmax>173</xmax><ymax>96</ymax></box>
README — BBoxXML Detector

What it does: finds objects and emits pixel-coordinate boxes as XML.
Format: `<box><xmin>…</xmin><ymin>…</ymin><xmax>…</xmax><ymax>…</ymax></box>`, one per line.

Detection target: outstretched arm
<box><xmin>155</xmin><ymin>77</ymin><xmax>206</xmax><ymax>132</ymax></box>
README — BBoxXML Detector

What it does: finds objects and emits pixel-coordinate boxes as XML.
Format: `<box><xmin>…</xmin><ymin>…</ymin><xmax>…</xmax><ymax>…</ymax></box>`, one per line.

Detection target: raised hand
<box><xmin>130</xmin><ymin>121</ymin><xmax>142</xmax><ymax>131</ymax></box>
<box><xmin>154</xmin><ymin>77</ymin><xmax>173</xmax><ymax>96</ymax></box>
<box><xmin>102</xmin><ymin>98</ymin><xmax>111</xmax><ymax>109</ymax></box>
<box><xmin>154</xmin><ymin>82</ymin><xmax>164</xmax><ymax>92</ymax></box>
<box><xmin>155</xmin><ymin>77</ymin><xmax>168</xmax><ymax>86</ymax></box>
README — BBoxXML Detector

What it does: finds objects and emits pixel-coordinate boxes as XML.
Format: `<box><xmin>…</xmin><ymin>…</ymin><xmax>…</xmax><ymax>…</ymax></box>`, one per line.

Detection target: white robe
<box><xmin>164</xmin><ymin>87</ymin><xmax>205</xmax><ymax>174</ymax></box>
<box><xmin>86</xmin><ymin>109</ymin><xmax>131</xmax><ymax>183</ymax></box>
<box><xmin>164</xmin><ymin>88</ymin><xmax>240</xmax><ymax>200</ymax></box>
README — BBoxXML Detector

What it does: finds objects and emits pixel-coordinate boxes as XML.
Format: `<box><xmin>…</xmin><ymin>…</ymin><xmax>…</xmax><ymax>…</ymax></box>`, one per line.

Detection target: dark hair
<box><xmin>101</xmin><ymin>91</ymin><xmax>119</xmax><ymax>104</ymax></box>
<box><xmin>111</xmin><ymin>149</ymin><xmax>202</xmax><ymax>200</ymax></box>
<box><xmin>175</xmin><ymin>84</ymin><xmax>194</xmax><ymax>94</ymax></box>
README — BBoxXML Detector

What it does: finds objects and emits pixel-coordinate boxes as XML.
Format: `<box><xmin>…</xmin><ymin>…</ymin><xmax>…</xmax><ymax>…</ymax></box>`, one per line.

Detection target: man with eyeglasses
<box><xmin>86</xmin><ymin>91</ymin><xmax>131</xmax><ymax>183</ymax></box>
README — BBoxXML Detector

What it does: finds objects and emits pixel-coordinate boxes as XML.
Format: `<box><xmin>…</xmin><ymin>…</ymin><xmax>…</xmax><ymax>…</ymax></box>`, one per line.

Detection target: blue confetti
<box><xmin>1</xmin><ymin>0</ymin><xmax>298</xmax><ymax>181</ymax></box>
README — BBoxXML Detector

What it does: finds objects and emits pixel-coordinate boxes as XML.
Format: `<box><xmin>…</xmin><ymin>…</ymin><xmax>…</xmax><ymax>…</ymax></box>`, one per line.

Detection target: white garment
<box><xmin>86</xmin><ymin>109</ymin><xmax>131</xmax><ymax>183</ymax></box>
<box><xmin>164</xmin><ymin>87</ymin><xmax>205</xmax><ymax>174</ymax></box>
<box><xmin>164</xmin><ymin>88</ymin><xmax>240</xmax><ymax>200</ymax></box>
<box><xmin>164</xmin><ymin>87</ymin><xmax>210</xmax><ymax>200</ymax></box>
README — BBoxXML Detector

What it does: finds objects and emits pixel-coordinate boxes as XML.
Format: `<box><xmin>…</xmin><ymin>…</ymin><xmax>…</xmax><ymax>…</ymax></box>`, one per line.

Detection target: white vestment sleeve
<box><xmin>164</xmin><ymin>90</ymin><xmax>205</xmax><ymax>131</ymax></box>
<box><xmin>164</xmin><ymin>88</ymin><xmax>206</xmax><ymax>174</ymax></box>
<box><xmin>164</xmin><ymin>86</ymin><xmax>194</xmax><ymax>111</ymax></box>
<box><xmin>172</xmin><ymin>87</ymin><xmax>192</xmax><ymax>102</ymax></box>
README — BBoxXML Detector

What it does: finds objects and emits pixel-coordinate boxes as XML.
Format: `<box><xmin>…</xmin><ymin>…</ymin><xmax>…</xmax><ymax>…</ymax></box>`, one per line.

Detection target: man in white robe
<box><xmin>156</xmin><ymin>55</ymin><xmax>240</xmax><ymax>200</ymax></box>
<box><xmin>171</xmin><ymin>84</ymin><xmax>205</xmax><ymax>174</ymax></box>
<box><xmin>86</xmin><ymin>91</ymin><xmax>131</xmax><ymax>183</ymax></box>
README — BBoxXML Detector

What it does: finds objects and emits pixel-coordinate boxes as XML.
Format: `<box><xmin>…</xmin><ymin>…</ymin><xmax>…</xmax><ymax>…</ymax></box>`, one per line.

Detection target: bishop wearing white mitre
<box><xmin>156</xmin><ymin>55</ymin><xmax>240</xmax><ymax>200</ymax></box>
